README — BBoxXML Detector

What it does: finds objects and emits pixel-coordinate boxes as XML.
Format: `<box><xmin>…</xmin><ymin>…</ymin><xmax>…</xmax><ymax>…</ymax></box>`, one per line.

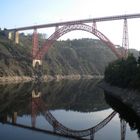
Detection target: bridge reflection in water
<box><xmin>0</xmin><ymin>80</ymin><xmax>129</xmax><ymax>140</ymax></box>
<box><xmin>31</xmin><ymin>91</ymin><xmax>117</xmax><ymax>140</ymax></box>
<box><xmin>0</xmin><ymin>92</ymin><xmax>117</xmax><ymax>140</ymax></box>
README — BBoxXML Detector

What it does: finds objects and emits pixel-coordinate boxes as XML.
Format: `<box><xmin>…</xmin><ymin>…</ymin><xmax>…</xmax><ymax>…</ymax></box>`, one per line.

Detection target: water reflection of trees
<box><xmin>0</xmin><ymin>79</ymin><xmax>109</xmax><ymax>114</ymax></box>
<box><xmin>105</xmin><ymin>93</ymin><xmax>140</xmax><ymax>138</ymax></box>
<box><xmin>0</xmin><ymin>82</ymin><xmax>33</xmax><ymax>116</ymax></box>
<box><xmin>41</xmin><ymin>79</ymin><xmax>109</xmax><ymax>112</ymax></box>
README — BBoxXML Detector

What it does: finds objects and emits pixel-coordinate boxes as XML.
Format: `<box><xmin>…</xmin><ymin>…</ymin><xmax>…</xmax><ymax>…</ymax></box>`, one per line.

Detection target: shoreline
<box><xmin>99</xmin><ymin>81</ymin><xmax>140</xmax><ymax>117</ymax></box>
<box><xmin>0</xmin><ymin>74</ymin><xmax>104</xmax><ymax>84</ymax></box>
<box><xmin>0</xmin><ymin>76</ymin><xmax>33</xmax><ymax>84</ymax></box>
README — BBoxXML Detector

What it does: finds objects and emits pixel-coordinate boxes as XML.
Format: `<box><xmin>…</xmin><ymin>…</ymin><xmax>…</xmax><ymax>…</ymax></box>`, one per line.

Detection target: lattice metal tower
<box><xmin>120</xmin><ymin>119</ymin><xmax>127</xmax><ymax>140</ymax></box>
<box><xmin>122</xmin><ymin>19</ymin><xmax>129</xmax><ymax>58</ymax></box>
<box><xmin>32</xmin><ymin>28</ymin><xmax>38</xmax><ymax>59</ymax></box>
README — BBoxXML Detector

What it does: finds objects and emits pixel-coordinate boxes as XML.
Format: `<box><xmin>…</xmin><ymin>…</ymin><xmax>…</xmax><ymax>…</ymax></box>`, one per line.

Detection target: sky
<box><xmin>1</xmin><ymin>0</ymin><xmax>140</xmax><ymax>50</ymax></box>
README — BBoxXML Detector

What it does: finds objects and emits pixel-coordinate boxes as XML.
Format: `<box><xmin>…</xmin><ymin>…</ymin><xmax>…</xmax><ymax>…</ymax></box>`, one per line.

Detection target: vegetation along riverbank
<box><xmin>101</xmin><ymin>53</ymin><xmax>140</xmax><ymax>117</ymax></box>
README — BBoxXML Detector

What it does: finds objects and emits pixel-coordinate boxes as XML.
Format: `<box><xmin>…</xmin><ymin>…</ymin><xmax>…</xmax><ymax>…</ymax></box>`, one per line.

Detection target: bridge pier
<box><xmin>32</xmin><ymin>89</ymin><xmax>41</xmax><ymax>98</ymax></box>
<box><xmin>12</xmin><ymin>112</ymin><xmax>17</xmax><ymax>124</ymax></box>
<box><xmin>8</xmin><ymin>31</ymin><xmax>19</xmax><ymax>44</ymax></box>
<box><xmin>32</xmin><ymin>59</ymin><xmax>42</xmax><ymax>68</ymax></box>
<box><xmin>32</xmin><ymin>28</ymin><xmax>38</xmax><ymax>58</ymax></box>
<box><xmin>31</xmin><ymin>88</ymin><xmax>42</xmax><ymax>128</ymax></box>
<box><xmin>120</xmin><ymin>119</ymin><xmax>126</xmax><ymax>140</ymax></box>
<box><xmin>32</xmin><ymin>28</ymin><xmax>43</xmax><ymax>81</ymax></box>
<box><xmin>55</xmin><ymin>25</ymin><xmax>59</xmax><ymax>31</ymax></box>
<box><xmin>8</xmin><ymin>31</ymin><xmax>12</xmax><ymax>40</ymax></box>
<box><xmin>90</xmin><ymin>128</ymin><xmax>95</xmax><ymax>140</ymax></box>
<box><xmin>14</xmin><ymin>31</ymin><xmax>19</xmax><ymax>44</ymax></box>
<box><xmin>31</xmin><ymin>93</ymin><xmax>38</xmax><ymax>128</ymax></box>
<box><xmin>32</xmin><ymin>59</ymin><xmax>43</xmax><ymax>81</ymax></box>
<box><xmin>92</xmin><ymin>21</ymin><xmax>97</xmax><ymax>33</ymax></box>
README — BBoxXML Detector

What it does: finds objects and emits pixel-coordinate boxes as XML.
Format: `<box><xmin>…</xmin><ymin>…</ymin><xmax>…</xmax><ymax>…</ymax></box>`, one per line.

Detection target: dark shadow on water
<box><xmin>104</xmin><ymin>92</ymin><xmax>140</xmax><ymax>138</ymax></box>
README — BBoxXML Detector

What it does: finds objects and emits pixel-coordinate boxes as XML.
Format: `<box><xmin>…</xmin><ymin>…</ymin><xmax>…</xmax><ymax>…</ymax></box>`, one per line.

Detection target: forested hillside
<box><xmin>42</xmin><ymin>38</ymin><xmax>117</xmax><ymax>75</ymax></box>
<box><xmin>0</xmin><ymin>31</ymin><xmax>138</xmax><ymax>78</ymax></box>
<box><xmin>0</xmin><ymin>31</ymin><xmax>33</xmax><ymax>77</ymax></box>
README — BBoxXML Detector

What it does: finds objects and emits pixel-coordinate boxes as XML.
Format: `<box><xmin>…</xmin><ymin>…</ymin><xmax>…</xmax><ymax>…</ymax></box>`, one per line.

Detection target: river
<box><xmin>0</xmin><ymin>79</ymin><xmax>139</xmax><ymax>140</ymax></box>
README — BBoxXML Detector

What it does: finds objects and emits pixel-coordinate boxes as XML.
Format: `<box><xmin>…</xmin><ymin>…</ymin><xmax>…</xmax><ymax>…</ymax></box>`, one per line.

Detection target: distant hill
<box><xmin>0</xmin><ymin>31</ymin><xmax>138</xmax><ymax>78</ymax></box>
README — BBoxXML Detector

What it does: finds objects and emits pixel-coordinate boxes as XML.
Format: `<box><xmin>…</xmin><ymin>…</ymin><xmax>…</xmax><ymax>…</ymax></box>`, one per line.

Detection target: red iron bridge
<box><xmin>5</xmin><ymin>13</ymin><xmax>140</xmax><ymax>67</ymax></box>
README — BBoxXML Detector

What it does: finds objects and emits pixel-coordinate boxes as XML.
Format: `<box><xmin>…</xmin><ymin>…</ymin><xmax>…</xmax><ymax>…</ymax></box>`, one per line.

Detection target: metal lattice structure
<box><xmin>32</xmin><ymin>97</ymin><xmax>117</xmax><ymax>139</ymax></box>
<box><xmin>120</xmin><ymin>119</ymin><xmax>127</xmax><ymax>140</ymax></box>
<box><xmin>122</xmin><ymin>19</ymin><xmax>129</xmax><ymax>57</ymax></box>
<box><xmin>32</xmin><ymin>29</ymin><xmax>39</xmax><ymax>59</ymax></box>
<box><xmin>35</xmin><ymin>23</ymin><xmax>122</xmax><ymax>60</ymax></box>
<box><xmin>43</xmin><ymin>109</ymin><xmax>116</xmax><ymax>138</ymax></box>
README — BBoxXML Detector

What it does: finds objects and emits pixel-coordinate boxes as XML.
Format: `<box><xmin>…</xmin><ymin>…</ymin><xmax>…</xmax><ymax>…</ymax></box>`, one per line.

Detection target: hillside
<box><xmin>0</xmin><ymin>31</ymin><xmax>33</xmax><ymax>78</ymax></box>
<box><xmin>0</xmin><ymin>31</ymin><xmax>136</xmax><ymax>79</ymax></box>
<box><xmin>43</xmin><ymin>39</ymin><xmax>117</xmax><ymax>75</ymax></box>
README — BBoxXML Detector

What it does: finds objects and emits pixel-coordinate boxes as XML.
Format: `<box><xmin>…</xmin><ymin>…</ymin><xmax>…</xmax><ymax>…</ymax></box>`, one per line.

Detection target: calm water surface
<box><xmin>0</xmin><ymin>79</ymin><xmax>139</xmax><ymax>140</ymax></box>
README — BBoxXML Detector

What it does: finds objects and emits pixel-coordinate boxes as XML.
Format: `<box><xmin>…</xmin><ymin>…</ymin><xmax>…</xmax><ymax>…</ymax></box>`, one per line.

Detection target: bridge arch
<box><xmin>33</xmin><ymin>98</ymin><xmax>117</xmax><ymax>138</ymax></box>
<box><xmin>36</xmin><ymin>23</ymin><xmax>122</xmax><ymax>59</ymax></box>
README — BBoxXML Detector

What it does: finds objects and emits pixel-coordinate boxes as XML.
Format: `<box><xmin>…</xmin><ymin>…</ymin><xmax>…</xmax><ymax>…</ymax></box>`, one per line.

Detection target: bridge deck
<box><xmin>8</xmin><ymin>13</ymin><xmax>140</xmax><ymax>31</ymax></box>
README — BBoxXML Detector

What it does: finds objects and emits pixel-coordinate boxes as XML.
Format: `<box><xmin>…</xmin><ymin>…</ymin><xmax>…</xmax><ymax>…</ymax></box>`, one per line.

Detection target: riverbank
<box><xmin>99</xmin><ymin>81</ymin><xmax>140</xmax><ymax>117</ymax></box>
<box><xmin>0</xmin><ymin>74</ymin><xmax>104</xmax><ymax>84</ymax></box>
<box><xmin>0</xmin><ymin>76</ymin><xmax>33</xmax><ymax>84</ymax></box>
<box><xmin>43</xmin><ymin>74</ymin><xmax>104</xmax><ymax>81</ymax></box>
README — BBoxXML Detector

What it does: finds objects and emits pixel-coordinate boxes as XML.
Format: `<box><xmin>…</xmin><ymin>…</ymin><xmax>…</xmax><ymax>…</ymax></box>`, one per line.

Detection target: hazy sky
<box><xmin>1</xmin><ymin>0</ymin><xmax>140</xmax><ymax>50</ymax></box>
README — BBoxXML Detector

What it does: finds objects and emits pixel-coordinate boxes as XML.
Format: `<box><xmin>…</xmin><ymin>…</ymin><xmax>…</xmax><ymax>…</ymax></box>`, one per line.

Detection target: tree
<box><xmin>105</xmin><ymin>53</ymin><xmax>139</xmax><ymax>89</ymax></box>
